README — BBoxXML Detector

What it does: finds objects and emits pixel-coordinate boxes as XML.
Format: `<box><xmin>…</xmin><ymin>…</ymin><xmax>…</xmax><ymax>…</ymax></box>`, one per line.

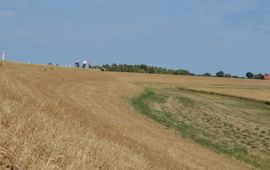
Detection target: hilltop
<box><xmin>1</xmin><ymin>61</ymin><xmax>270</xmax><ymax>169</ymax></box>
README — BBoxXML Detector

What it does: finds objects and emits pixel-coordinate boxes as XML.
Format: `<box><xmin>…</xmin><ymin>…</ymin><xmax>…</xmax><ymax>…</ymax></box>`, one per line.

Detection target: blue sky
<box><xmin>0</xmin><ymin>0</ymin><xmax>270</xmax><ymax>75</ymax></box>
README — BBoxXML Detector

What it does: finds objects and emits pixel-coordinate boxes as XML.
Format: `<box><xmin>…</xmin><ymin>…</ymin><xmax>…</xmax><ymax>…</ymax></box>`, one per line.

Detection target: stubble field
<box><xmin>1</xmin><ymin>61</ymin><xmax>270</xmax><ymax>169</ymax></box>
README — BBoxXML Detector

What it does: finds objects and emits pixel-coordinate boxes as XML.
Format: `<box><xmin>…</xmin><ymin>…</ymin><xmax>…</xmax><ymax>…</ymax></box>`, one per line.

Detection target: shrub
<box><xmin>246</xmin><ymin>72</ymin><xmax>254</xmax><ymax>79</ymax></box>
<box><xmin>216</xmin><ymin>71</ymin><xmax>225</xmax><ymax>77</ymax></box>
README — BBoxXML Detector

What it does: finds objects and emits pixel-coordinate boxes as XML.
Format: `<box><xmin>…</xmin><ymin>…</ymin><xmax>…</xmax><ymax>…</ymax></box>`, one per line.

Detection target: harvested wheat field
<box><xmin>1</xmin><ymin>61</ymin><xmax>270</xmax><ymax>169</ymax></box>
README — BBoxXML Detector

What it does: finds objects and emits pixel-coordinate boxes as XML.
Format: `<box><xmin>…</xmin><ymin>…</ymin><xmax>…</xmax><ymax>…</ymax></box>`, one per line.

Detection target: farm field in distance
<box><xmin>1</xmin><ymin>61</ymin><xmax>270</xmax><ymax>169</ymax></box>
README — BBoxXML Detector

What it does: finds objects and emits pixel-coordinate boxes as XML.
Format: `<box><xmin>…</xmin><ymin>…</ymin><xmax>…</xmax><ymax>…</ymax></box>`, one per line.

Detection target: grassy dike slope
<box><xmin>132</xmin><ymin>88</ymin><xmax>270</xmax><ymax>169</ymax></box>
<box><xmin>0</xmin><ymin>61</ymin><xmax>258</xmax><ymax>169</ymax></box>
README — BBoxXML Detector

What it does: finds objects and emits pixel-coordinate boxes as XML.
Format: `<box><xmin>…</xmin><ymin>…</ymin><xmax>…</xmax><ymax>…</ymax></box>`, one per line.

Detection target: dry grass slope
<box><xmin>0</xmin><ymin>63</ymin><xmax>147</xmax><ymax>169</ymax></box>
<box><xmin>0</xmin><ymin>61</ymin><xmax>258</xmax><ymax>169</ymax></box>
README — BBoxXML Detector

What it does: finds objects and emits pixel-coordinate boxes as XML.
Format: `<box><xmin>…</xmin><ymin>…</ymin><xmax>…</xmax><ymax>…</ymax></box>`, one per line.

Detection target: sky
<box><xmin>0</xmin><ymin>0</ymin><xmax>270</xmax><ymax>76</ymax></box>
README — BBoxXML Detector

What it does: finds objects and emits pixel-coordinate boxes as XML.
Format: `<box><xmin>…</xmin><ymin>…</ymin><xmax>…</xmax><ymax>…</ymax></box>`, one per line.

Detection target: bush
<box><xmin>203</xmin><ymin>73</ymin><xmax>212</xmax><ymax>77</ymax></box>
<box><xmin>216</xmin><ymin>71</ymin><xmax>225</xmax><ymax>77</ymax></box>
<box><xmin>246</xmin><ymin>72</ymin><xmax>254</xmax><ymax>79</ymax></box>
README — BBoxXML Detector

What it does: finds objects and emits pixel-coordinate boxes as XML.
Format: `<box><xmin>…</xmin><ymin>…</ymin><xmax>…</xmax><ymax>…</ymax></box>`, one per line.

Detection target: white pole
<box><xmin>2</xmin><ymin>51</ymin><xmax>5</xmax><ymax>61</ymax></box>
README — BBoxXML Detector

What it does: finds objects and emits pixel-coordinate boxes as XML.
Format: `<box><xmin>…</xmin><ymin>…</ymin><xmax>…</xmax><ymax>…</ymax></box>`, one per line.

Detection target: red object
<box><xmin>263</xmin><ymin>74</ymin><xmax>270</xmax><ymax>80</ymax></box>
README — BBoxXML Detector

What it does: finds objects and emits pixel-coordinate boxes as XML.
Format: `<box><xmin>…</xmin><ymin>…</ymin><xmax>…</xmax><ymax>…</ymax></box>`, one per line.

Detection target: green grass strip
<box><xmin>131</xmin><ymin>88</ymin><xmax>270</xmax><ymax>169</ymax></box>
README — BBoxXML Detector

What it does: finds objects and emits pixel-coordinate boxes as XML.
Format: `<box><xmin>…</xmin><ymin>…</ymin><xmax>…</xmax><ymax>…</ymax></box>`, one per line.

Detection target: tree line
<box><xmin>101</xmin><ymin>64</ymin><xmax>269</xmax><ymax>80</ymax></box>
<box><xmin>102</xmin><ymin>64</ymin><xmax>193</xmax><ymax>75</ymax></box>
<box><xmin>245</xmin><ymin>72</ymin><xmax>266</xmax><ymax>79</ymax></box>
<box><xmin>201</xmin><ymin>71</ymin><xmax>241</xmax><ymax>78</ymax></box>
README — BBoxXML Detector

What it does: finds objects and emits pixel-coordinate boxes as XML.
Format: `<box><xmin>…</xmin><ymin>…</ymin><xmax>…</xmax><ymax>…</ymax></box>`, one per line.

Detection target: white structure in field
<box><xmin>1</xmin><ymin>51</ymin><xmax>5</xmax><ymax>61</ymax></box>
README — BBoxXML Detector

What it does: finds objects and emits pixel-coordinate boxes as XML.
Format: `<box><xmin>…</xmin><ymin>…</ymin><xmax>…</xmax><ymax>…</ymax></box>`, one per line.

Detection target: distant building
<box><xmin>263</xmin><ymin>74</ymin><xmax>270</xmax><ymax>80</ymax></box>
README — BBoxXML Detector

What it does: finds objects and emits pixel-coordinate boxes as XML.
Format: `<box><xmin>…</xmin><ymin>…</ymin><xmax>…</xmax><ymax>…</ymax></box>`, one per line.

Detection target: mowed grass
<box><xmin>131</xmin><ymin>88</ymin><xmax>270</xmax><ymax>169</ymax></box>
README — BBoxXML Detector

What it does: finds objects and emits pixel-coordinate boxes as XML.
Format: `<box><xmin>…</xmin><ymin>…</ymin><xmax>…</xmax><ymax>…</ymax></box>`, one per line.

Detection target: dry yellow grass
<box><xmin>0</xmin><ymin>61</ymin><xmax>257</xmax><ymax>169</ymax></box>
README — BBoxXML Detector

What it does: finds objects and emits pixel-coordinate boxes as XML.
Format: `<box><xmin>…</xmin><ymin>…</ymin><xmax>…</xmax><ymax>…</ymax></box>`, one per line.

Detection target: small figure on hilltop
<box><xmin>82</xmin><ymin>60</ymin><xmax>87</xmax><ymax>69</ymax></box>
<box><xmin>2</xmin><ymin>51</ymin><xmax>5</xmax><ymax>61</ymax></box>
<box><xmin>75</xmin><ymin>59</ymin><xmax>80</xmax><ymax>68</ymax></box>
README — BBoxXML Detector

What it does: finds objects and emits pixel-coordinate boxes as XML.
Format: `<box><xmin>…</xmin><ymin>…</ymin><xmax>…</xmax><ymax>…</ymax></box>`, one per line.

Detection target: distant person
<box><xmin>75</xmin><ymin>60</ymin><xmax>80</xmax><ymax>68</ymax></box>
<box><xmin>82</xmin><ymin>60</ymin><xmax>87</xmax><ymax>69</ymax></box>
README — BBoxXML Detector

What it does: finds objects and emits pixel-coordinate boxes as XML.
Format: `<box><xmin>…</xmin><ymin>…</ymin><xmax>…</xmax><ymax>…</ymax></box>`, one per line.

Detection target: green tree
<box><xmin>203</xmin><ymin>73</ymin><xmax>212</xmax><ymax>77</ymax></box>
<box><xmin>216</xmin><ymin>71</ymin><xmax>225</xmax><ymax>77</ymax></box>
<box><xmin>246</xmin><ymin>72</ymin><xmax>254</xmax><ymax>79</ymax></box>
